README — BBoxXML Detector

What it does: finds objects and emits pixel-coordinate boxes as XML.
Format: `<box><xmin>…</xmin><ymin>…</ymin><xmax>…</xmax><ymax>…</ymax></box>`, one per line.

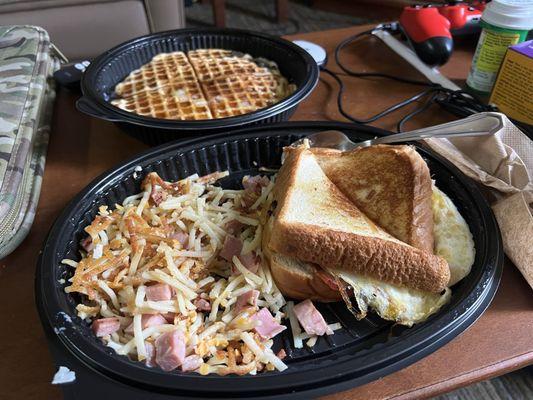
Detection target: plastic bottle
<box><xmin>466</xmin><ymin>0</ymin><xmax>533</xmax><ymax>93</ymax></box>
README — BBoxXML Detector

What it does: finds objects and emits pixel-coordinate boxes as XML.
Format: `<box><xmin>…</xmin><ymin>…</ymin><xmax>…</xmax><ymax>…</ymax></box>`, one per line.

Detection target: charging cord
<box><xmin>322</xmin><ymin>25</ymin><xmax>496</xmax><ymax>132</ymax></box>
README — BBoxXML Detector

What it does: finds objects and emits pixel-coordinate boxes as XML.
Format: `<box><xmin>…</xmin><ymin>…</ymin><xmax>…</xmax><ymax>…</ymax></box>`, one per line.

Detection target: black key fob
<box><xmin>53</xmin><ymin>60</ymin><xmax>90</xmax><ymax>91</ymax></box>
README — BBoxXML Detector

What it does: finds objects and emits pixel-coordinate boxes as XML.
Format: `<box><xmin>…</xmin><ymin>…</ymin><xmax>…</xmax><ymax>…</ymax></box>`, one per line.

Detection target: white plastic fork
<box><xmin>290</xmin><ymin>112</ymin><xmax>504</xmax><ymax>151</ymax></box>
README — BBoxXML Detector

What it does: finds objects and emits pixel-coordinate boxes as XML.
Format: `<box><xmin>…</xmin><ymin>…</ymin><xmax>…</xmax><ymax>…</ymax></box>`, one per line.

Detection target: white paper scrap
<box><xmin>51</xmin><ymin>366</ymin><xmax>76</xmax><ymax>385</ymax></box>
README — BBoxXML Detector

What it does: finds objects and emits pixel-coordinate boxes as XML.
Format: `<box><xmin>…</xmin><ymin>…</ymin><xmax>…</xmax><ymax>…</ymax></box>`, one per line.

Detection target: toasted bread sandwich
<box><xmin>263</xmin><ymin>218</ymin><xmax>451</xmax><ymax>326</ymax></box>
<box><xmin>263</xmin><ymin>146</ymin><xmax>452</xmax><ymax>325</ymax></box>
<box><xmin>268</xmin><ymin>146</ymin><xmax>450</xmax><ymax>294</ymax></box>
<box><xmin>311</xmin><ymin>145</ymin><xmax>434</xmax><ymax>252</ymax></box>
<box><xmin>263</xmin><ymin>218</ymin><xmax>341</xmax><ymax>302</ymax></box>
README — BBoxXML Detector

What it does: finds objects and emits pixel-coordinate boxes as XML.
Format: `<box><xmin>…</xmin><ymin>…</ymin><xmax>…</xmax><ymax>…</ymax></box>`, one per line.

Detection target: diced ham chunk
<box><xmin>241</xmin><ymin>175</ymin><xmax>270</xmax><ymax>209</ymax></box>
<box><xmin>251</xmin><ymin>308</ymin><xmax>286</xmax><ymax>339</ymax></box>
<box><xmin>92</xmin><ymin>317</ymin><xmax>120</xmax><ymax>337</ymax></box>
<box><xmin>144</xmin><ymin>340</ymin><xmax>157</xmax><ymax>368</ymax></box>
<box><xmin>155</xmin><ymin>330</ymin><xmax>186</xmax><ymax>371</ymax></box>
<box><xmin>238</xmin><ymin>252</ymin><xmax>260</xmax><ymax>274</ymax></box>
<box><xmin>181</xmin><ymin>355</ymin><xmax>203</xmax><ymax>372</ymax></box>
<box><xmin>146</xmin><ymin>283</ymin><xmax>173</xmax><ymax>301</ymax></box>
<box><xmin>293</xmin><ymin>299</ymin><xmax>332</xmax><ymax>336</ymax></box>
<box><xmin>277</xmin><ymin>349</ymin><xmax>287</xmax><ymax>360</ymax></box>
<box><xmin>194</xmin><ymin>298</ymin><xmax>211</xmax><ymax>312</ymax></box>
<box><xmin>169</xmin><ymin>231</ymin><xmax>189</xmax><ymax>247</ymax></box>
<box><xmin>235</xmin><ymin>290</ymin><xmax>259</xmax><ymax>313</ymax></box>
<box><xmin>80</xmin><ymin>236</ymin><xmax>94</xmax><ymax>252</ymax></box>
<box><xmin>242</xmin><ymin>175</ymin><xmax>269</xmax><ymax>193</ymax></box>
<box><xmin>161</xmin><ymin>313</ymin><xmax>176</xmax><ymax>323</ymax></box>
<box><xmin>125</xmin><ymin>314</ymin><xmax>167</xmax><ymax>333</ymax></box>
<box><xmin>241</xmin><ymin>193</ymin><xmax>257</xmax><ymax>209</ymax></box>
<box><xmin>150</xmin><ymin>185</ymin><xmax>167</xmax><ymax>206</ymax></box>
<box><xmin>225</xmin><ymin>219</ymin><xmax>245</xmax><ymax>235</ymax></box>
<box><xmin>316</xmin><ymin>269</ymin><xmax>342</xmax><ymax>291</ymax></box>
<box><xmin>220</xmin><ymin>235</ymin><xmax>243</xmax><ymax>261</ymax></box>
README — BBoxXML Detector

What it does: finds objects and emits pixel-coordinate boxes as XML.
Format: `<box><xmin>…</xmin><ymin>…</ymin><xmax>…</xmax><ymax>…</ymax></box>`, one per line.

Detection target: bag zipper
<box><xmin>0</xmin><ymin>164</ymin><xmax>30</xmax><ymax>239</ymax></box>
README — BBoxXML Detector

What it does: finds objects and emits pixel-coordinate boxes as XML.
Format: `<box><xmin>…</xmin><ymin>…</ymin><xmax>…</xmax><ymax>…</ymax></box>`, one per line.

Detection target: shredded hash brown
<box><xmin>63</xmin><ymin>170</ymin><xmax>289</xmax><ymax>375</ymax></box>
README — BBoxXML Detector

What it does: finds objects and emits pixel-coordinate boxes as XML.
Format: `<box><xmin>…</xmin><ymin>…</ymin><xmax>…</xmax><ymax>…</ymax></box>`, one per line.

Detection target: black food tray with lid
<box><xmin>36</xmin><ymin>122</ymin><xmax>503</xmax><ymax>400</ymax></box>
<box><xmin>77</xmin><ymin>28</ymin><xmax>319</xmax><ymax>146</ymax></box>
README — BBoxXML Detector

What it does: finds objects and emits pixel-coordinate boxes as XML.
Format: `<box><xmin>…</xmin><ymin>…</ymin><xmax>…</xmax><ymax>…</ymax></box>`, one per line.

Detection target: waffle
<box><xmin>189</xmin><ymin>49</ymin><xmax>294</xmax><ymax>118</ymax></box>
<box><xmin>187</xmin><ymin>49</ymin><xmax>259</xmax><ymax>81</ymax></box>
<box><xmin>115</xmin><ymin>52</ymin><xmax>197</xmax><ymax>98</ymax></box>
<box><xmin>111</xmin><ymin>80</ymin><xmax>212</xmax><ymax>120</ymax></box>
<box><xmin>112</xmin><ymin>48</ymin><xmax>296</xmax><ymax>120</ymax></box>
<box><xmin>201</xmin><ymin>75</ymin><xmax>278</xmax><ymax>118</ymax></box>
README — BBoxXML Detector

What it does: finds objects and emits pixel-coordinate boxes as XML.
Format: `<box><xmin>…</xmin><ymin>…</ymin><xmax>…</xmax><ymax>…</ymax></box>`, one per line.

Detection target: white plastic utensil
<box><xmin>291</xmin><ymin>112</ymin><xmax>504</xmax><ymax>151</ymax></box>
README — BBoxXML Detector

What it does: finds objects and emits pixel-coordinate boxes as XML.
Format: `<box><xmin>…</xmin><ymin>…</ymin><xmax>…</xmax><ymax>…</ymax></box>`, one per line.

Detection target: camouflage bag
<box><xmin>0</xmin><ymin>26</ymin><xmax>62</xmax><ymax>259</ymax></box>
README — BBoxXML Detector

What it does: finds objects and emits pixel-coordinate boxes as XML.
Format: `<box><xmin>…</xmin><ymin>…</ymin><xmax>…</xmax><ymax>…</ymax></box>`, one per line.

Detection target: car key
<box><xmin>53</xmin><ymin>60</ymin><xmax>90</xmax><ymax>91</ymax></box>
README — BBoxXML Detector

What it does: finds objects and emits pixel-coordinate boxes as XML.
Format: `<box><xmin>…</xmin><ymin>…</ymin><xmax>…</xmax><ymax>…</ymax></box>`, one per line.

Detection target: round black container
<box><xmin>77</xmin><ymin>28</ymin><xmax>319</xmax><ymax>145</ymax></box>
<box><xmin>36</xmin><ymin>122</ymin><xmax>503</xmax><ymax>400</ymax></box>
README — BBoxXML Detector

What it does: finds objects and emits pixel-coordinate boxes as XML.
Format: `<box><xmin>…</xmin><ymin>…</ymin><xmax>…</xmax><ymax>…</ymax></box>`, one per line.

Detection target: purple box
<box><xmin>511</xmin><ymin>40</ymin><xmax>533</xmax><ymax>58</ymax></box>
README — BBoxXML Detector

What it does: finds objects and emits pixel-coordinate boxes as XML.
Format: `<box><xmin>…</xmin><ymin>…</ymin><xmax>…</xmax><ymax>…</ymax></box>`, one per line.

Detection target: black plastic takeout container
<box><xmin>77</xmin><ymin>28</ymin><xmax>319</xmax><ymax>145</ymax></box>
<box><xmin>36</xmin><ymin>122</ymin><xmax>503</xmax><ymax>400</ymax></box>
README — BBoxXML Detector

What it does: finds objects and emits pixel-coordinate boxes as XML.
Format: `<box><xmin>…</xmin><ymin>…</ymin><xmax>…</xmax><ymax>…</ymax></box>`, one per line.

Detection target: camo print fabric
<box><xmin>0</xmin><ymin>26</ymin><xmax>60</xmax><ymax>259</ymax></box>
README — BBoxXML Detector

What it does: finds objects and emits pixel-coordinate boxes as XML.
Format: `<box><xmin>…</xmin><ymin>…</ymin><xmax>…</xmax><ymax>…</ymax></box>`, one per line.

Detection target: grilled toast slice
<box><xmin>268</xmin><ymin>147</ymin><xmax>449</xmax><ymax>293</ymax></box>
<box><xmin>262</xmin><ymin>218</ymin><xmax>341</xmax><ymax>302</ymax></box>
<box><xmin>312</xmin><ymin>145</ymin><xmax>434</xmax><ymax>252</ymax></box>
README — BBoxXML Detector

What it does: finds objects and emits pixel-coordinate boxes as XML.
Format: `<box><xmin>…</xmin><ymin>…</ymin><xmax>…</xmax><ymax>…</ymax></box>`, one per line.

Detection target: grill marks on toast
<box><xmin>111</xmin><ymin>50</ymin><xmax>294</xmax><ymax>120</ymax></box>
<box><xmin>313</xmin><ymin>145</ymin><xmax>435</xmax><ymax>252</ymax></box>
<box><xmin>269</xmin><ymin>147</ymin><xmax>450</xmax><ymax>293</ymax></box>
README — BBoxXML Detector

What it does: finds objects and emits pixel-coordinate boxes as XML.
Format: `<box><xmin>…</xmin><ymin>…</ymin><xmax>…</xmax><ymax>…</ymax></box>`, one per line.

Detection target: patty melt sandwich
<box><xmin>262</xmin><ymin>144</ymin><xmax>475</xmax><ymax>326</ymax></box>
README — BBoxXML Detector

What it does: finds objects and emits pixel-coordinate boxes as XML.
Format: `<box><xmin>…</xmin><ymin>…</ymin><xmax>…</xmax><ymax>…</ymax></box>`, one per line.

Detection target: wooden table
<box><xmin>1</xmin><ymin>25</ymin><xmax>532</xmax><ymax>400</ymax></box>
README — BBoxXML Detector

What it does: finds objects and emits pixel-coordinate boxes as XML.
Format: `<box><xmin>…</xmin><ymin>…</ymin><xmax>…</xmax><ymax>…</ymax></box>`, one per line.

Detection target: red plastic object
<box><xmin>400</xmin><ymin>6</ymin><xmax>451</xmax><ymax>43</ymax></box>
<box><xmin>400</xmin><ymin>3</ymin><xmax>483</xmax><ymax>43</ymax></box>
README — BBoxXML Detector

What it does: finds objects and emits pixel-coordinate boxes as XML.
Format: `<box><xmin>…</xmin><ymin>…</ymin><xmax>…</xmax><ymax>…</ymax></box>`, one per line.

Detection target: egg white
<box><xmin>332</xmin><ymin>185</ymin><xmax>474</xmax><ymax>326</ymax></box>
<box><xmin>432</xmin><ymin>185</ymin><xmax>475</xmax><ymax>286</ymax></box>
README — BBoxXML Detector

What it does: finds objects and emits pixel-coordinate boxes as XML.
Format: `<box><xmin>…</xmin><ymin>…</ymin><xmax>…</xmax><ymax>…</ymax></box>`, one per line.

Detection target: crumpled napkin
<box><xmin>425</xmin><ymin>113</ymin><xmax>533</xmax><ymax>290</ymax></box>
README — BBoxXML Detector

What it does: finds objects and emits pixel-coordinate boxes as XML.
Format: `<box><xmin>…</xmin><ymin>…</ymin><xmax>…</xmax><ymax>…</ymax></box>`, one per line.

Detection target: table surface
<box><xmin>1</xmin><ymin>25</ymin><xmax>532</xmax><ymax>400</ymax></box>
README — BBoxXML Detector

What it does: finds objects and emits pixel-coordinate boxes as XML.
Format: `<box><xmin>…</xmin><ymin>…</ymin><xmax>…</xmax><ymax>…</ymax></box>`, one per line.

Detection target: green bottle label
<box><xmin>466</xmin><ymin>22</ymin><xmax>528</xmax><ymax>93</ymax></box>
<box><xmin>476</xmin><ymin>30</ymin><xmax>521</xmax><ymax>72</ymax></box>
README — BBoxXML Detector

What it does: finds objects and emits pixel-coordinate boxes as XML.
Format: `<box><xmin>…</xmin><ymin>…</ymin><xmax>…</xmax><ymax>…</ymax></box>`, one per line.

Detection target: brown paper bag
<box><xmin>425</xmin><ymin>113</ymin><xmax>533</xmax><ymax>290</ymax></box>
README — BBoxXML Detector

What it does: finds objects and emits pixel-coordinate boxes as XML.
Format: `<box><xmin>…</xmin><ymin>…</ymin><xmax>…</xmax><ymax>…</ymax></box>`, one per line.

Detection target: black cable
<box><xmin>334</xmin><ymin>28</ymin><xmax>435</xmax><ymax>87</ymax></box>
<box><xmin>397</xmin><ymin>92</ymin><xmax>440</xmax><ymax>132</ymax></box>
<box><xmin>324</xmin><ymin>26</ymin><xmax>496</xmax><ymax>128</ymax></box>
<box><xmin>322</xmin><ymin>67</ymin><xmax>438</xmax><ymax>125</ymax></box>
<box><xmin>437</xmin><ymin>89</ymin><xmax>496</xmax><ymax>117</ymax></box>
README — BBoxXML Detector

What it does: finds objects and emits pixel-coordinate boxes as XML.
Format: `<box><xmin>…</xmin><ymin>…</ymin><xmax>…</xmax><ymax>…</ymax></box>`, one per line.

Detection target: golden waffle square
<box><xmin>187</xmin><ymin>49</ymin><xmax>261</xmax><ymax>81</ymax></box>
<box><xmin>189</xmin><ymin>49</ymin><xmax>295</xmax><ymax>118</ymax></box>
<box><xmin>115</xmin><ymin>52</ymin><xmax>197</xmax><ymax>98</ymax></box>
<box><xmin>201</xmin><ymin>75</ymin><xmax>279</xmax><ymax>118</ymax></box>
<box><xmin>111</xmin><ymin>80</ymin><xmax>212</xmax><ymax>120</ymax></box>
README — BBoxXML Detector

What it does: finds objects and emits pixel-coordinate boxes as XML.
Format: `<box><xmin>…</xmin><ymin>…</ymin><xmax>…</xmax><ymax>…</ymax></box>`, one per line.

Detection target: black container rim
<box><xmin>80</xmin><ymin>27</ymin><xmax>319</xmax><ymax>130</ymax></box>
<box><xmin>36</xmin><ymin>121</ymin><xmax>503</xmax><ymax>399</ymax></box>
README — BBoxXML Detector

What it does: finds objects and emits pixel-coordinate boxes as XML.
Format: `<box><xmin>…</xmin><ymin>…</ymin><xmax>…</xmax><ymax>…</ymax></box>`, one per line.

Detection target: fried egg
<box><xmin>432</xmin><ymin>185</ymin><xmax>475</xmax><ymax>286</ymax></box>
<box><xmin>331</xmin><ymin>185</ymin><xmax>475</xmax><ymax>326</ymax></box>
<box><xmin>335</xmin><ymin>270</ymin><xmax>451</xmax><ymax>326</ymax></box>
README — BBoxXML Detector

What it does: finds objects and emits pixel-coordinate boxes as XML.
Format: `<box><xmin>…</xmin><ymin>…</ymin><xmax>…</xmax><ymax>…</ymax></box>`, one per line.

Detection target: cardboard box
<box><xmin>489</xmin><ymin>40</ymin><xmax>533</xmax><ymax>125</ymax></box>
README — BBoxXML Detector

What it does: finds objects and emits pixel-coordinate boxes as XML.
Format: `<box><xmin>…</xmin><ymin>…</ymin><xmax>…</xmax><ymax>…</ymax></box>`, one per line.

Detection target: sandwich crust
<box><xmin>263</xmin><ymin>218</ymin><xmax>341</xmax><ymax>301</ymax></box>
<box><xmin>268</xmin><ymin>257</ymin><xmax>342</xmax><ymax>302</ymax></box>
<box><xmin>312</xmin><ymin>145</ymin><xmax>435</xmax><ymax>253</ymax></box>
<box><xmin>270</xmin><ymin>147</ymin><xmax>450</xmax><ymax>293</ymax></box>
<box><xmin>270</xmin><ymin>221</ymin><xmax>449</xmax><ymax>293</ymax></box>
